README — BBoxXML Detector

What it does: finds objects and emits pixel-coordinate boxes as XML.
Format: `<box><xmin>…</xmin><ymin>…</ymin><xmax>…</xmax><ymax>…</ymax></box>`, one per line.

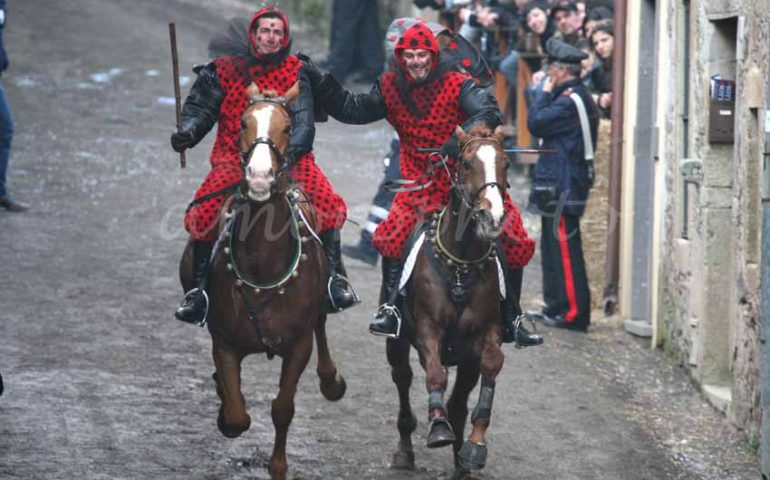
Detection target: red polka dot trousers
<box><xmin>373</xmin><ymin>188</ymin><xmax>535</xmax><ymax>269</ymax></box>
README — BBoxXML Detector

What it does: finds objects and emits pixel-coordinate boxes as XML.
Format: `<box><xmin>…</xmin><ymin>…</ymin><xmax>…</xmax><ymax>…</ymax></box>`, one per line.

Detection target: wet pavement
<box><xmin>0</xmin><ymin>1</ymin><xmax>759</xmax><ymax>479</ymax></box>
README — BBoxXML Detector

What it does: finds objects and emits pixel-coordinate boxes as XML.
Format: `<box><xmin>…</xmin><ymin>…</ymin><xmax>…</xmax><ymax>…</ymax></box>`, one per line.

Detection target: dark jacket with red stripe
<box><xmin>178</xmin><ymin>8</ymin><xmax>314</xmax><ymax>166</ymax></box>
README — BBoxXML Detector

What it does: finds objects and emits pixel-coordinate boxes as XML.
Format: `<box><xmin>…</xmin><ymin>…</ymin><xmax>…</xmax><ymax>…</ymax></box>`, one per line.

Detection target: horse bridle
<box><xmin>238</xmin><ymin>97</ymin><xmax>292</xmax><ymax>179</ymax></box>
<box><xmin>452</xmin><ymin>136</ymin><xmax>508</xmax><ymax>215</ymax></box>
<box><xmin>240</xmin><ymin>136</ymin><xmax>285</xmax><ymax>171</ymax></box>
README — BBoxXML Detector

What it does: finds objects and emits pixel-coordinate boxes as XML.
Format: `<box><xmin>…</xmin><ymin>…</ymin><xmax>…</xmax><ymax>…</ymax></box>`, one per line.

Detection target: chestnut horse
<box><xmin>386</xmin><ymin>125</ymin><xmax>511</xmax><ymax>477</ymax></box>
<box><xmin>179</xmin><ymin>82</ymin><xmax>346</xmax><ymax>480</ymax></box>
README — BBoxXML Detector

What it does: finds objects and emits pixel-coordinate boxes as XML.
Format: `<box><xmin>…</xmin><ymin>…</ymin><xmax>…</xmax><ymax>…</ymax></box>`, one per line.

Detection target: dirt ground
<box><xmin>0</xmin><ymin>1</ymin><xmax>760</xmax><ymax>479</ymax></box>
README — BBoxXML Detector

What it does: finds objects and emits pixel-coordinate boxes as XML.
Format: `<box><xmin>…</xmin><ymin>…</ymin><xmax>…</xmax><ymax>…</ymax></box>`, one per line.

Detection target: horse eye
<box><xmin>462</xmin><ymin>162</ymin><xmax>473</xmax><ymax>171</ymax></box>
<box><xmin>241</xmin><ymin>119</ymin><xmax>247</xmax><ymax>129</ymax></box>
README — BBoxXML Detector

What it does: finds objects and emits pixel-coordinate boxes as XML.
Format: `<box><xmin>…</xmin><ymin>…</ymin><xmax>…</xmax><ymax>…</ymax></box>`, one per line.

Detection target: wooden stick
<box><xmin>169</xmin><ymin>23</ymin><xmax>186</xmax><ymax>168</ymax></box>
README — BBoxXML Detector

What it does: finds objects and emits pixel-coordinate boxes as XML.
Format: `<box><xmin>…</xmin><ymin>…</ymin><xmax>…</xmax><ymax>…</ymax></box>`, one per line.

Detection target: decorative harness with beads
<box><xmin>398</xmin><ymin>135</ymin><xmax>509</xmax><ymax>313</ymax></box>
<box><xmin>212</xmin><ymin>92</ymin><xmax>321</xmax><ymax>350</ymax></box>
<box><xmin>423</xmin><ymin>208</ymin><xmax>501</xmax><ymax>310</ymax></box>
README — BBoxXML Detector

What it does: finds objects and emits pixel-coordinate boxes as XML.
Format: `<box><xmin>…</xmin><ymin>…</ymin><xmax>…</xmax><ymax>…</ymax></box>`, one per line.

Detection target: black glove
<box><xmin>283</xmin><ymin>151</ymin><xmax>298</xmax><ymax>170</ymax></box>
<box><xmin>296</xmin><ymin>53</ymin><xmax>323</xmax><ymax>90</ymax></box>
<box><xmin>170</xmin><ymin>129</ymin><xmax>196</xmax><ymax>153</ymax></box>
<box><xmin>440</xmin><ymin>138</ymin><xmax>460</xmax><ymax>159</ymax></box>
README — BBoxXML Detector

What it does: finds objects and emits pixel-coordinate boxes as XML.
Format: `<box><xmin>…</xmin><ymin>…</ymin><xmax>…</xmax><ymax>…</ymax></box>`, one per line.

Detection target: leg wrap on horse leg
<box><xmin>458</xmin><ymin>377</ymin><xmax>494</xmax><ymax>471</ymax></box>
<box><xmin>471</xmin><ymin>376</ymin><xmax>495</xmax><ymax>423</ymax></box>
<box><xmin>428</xmin><ymin>387</ymin><xmax>447</xmax><ymax>416</ymax></box>
<box><xmin>426</xmin><ymin>387</ymin><xmax>455</xmax><ymax>448</ymax></box>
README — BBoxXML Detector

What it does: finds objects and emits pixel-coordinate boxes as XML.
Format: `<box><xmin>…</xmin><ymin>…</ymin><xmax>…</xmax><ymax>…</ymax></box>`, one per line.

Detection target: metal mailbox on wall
<box><xmin>709</xmin><ymin>98</ymin><xmax>735</xmax><ymax>143</ymax></box>
<box><xmin>709</xmin><ymin>75</ymin><xmax>735</xmax><ymax>144</ymax></box>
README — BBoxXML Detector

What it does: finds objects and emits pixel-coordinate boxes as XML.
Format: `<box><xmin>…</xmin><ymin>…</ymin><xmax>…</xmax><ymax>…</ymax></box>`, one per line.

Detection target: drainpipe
<box><xmin>760</xmin><ymin>78</ymin><xmax>770</xmax><ymax>479</ymax></box>
<box><xmin>602</xmin><ymin>0</ymin><xmax>627</xmax><ymax>315</ymax></box>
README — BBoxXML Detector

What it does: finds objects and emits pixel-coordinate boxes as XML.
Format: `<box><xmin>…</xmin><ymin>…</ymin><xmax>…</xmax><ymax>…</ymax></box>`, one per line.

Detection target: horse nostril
<box><xmin>478</xmin><ymin>210</ymin><xmax>494</xmax><ymax>224</ymax></box>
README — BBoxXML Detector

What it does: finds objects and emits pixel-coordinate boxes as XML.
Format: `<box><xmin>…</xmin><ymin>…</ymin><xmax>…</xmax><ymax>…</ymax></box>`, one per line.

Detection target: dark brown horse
<box><xmin>179</xmin><ymin>82</ymin><xmax>346</xmax><ymax>480</ymax></box>
<box><xmin>387</xmin><ymin>124</ymin><xmax>510</xmax><ymax>477</ymax></box>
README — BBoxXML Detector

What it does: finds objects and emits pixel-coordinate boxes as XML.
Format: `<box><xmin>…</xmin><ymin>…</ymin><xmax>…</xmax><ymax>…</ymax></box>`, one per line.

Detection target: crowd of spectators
<box><xmin>418</xmin><ymin>0</ymin><xmax>617</xmax><ymax>120</ymax></box>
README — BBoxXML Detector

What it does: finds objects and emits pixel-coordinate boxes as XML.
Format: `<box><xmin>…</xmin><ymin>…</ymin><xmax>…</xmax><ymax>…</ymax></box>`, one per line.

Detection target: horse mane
<box><xmin>208</xmin><ymin>17</ymin><xmax>251</xmax><ymax>58</ymax></box>
<box><xmin>466</xmin><ymin>123</ymin><xmax>493</xmax><ymax>138</ymax></box>
<box><xmin>245</xmin><ymin>85</ymin><xmax>283</xmax><ymax>105</ymax></box>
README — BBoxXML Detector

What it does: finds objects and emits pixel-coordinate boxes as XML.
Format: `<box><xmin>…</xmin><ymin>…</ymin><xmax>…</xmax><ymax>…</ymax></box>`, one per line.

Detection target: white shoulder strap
<box><xmin>569</xmin><ymin>92</ymin><xmax>594</xmax><ymax>161</ymax></box>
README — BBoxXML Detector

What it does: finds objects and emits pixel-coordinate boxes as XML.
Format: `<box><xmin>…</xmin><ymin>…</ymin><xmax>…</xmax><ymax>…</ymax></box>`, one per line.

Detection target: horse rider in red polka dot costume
<box><xmin>170</xmin><ymin>7</ymin><xmax>357</xmax><ymax>325</ymax></box>
<box><xmin>305</xmin><ymin>22</ymin><xmax>541</xmax><ymax>346</ymax></box>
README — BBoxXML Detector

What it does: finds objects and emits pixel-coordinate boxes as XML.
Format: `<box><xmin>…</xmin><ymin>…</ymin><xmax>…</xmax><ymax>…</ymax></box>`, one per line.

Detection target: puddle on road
<box><xmin>14</xmin><ymin>68</ymin><xmax>191</xmax><ymax>109</ymax></box>
<box><xmin>157</xmin><ymin>76</ymin><xmax>190</xmax><ymax>107</ymax></box>
<box><xmin>157</xmin><ymin>97</ymin><xmax>176</xmax><ymax>106</ymax></box>
<box><xmin>74</xmin><ymin>151</ymin><xmax>98</xmax><ymax>160</ymax></box>
<box><xmin>90</xmin><ymin>67</ymin><xmax>125</xmax><ymax>84</ymax></box>
<box><xmin>12</xmin><ymin>74</ymin><xmax>45</xmax><ymax>88</ymax></box>
<box><xmin>228</xmin><ymin>445</ymin><xmax>270</xmax><ymax>471</ymax></box>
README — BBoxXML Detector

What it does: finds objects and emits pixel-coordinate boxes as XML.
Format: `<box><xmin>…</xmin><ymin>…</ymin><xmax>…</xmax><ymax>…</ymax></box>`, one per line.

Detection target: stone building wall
<box><xmin>657</xmin><ymin>0</ymin><xmax>768</xmax><ymax>436</ymax></box>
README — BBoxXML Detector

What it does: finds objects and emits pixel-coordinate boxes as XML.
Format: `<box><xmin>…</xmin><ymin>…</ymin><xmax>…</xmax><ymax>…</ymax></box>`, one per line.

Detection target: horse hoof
<box><xmin>426</xmin><ymin>417</ymin><xmax>455</xmax><ymax>448</ymax></box>
<box><xmin>390</xmin><ymin>450</ymin><xmax>416</xmax><ymax>470</ymax></box>
<box><xmin>217</xmin><ymin>406</ymin><xmax>250</xmax><ymax>439</ymax></box>
<box><xmin>458</xmin><ymin>440</ymin><xmax>487</xmax><ymax>471</ymax></box>
<box><xmin>320</xmin><ymin>374</ymin><xmax>347</xmax><ymax>401</ymax></box>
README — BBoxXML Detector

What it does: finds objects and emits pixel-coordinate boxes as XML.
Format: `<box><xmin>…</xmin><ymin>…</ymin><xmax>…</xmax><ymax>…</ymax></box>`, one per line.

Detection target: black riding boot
<box><xmin>369</xmin><ymin>257</ymin><xmax>403</xmax><ymax>338</ymax></box>
<box><xmin>321</xmin><ymin>229</ymin><xmax>359</xmax><ymax>312</ymax></box>
<box><xmin>501</xmin><ymin>269</ymin><xmax>544</xmax><ymax>346</ymax></box>
<box><xmin>175</xmin><ymin>240</ymin><xmax>213</xmax><ymax>326</ymax></box>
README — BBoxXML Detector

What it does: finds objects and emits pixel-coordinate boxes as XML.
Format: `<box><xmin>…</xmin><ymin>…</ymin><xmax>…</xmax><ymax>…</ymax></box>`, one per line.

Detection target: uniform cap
<box><xmin>545</xmin><ymin>37</ymin><xmax>588</xmax><ymax>64</ymax></box>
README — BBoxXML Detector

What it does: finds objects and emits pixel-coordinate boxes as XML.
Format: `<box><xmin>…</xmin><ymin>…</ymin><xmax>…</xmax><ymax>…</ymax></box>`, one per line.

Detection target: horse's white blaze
<box><xmin>247</xmin><ymin>105</ymin><xmax>276</xmax><ymax>176</ymax></box>
<box><xmin>477</xmin><ymin>145</ymin><xmax>504</xmax><ymax>223</ymax></box>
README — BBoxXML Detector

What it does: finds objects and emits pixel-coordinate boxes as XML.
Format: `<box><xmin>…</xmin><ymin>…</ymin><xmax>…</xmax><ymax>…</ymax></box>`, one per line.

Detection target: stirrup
<box><xmin>513</xmin><ymin>313</ymin><xmax>537</xmax><ymax>349</ymax></box>
<box><xmin>326</xmin><ymin>273</ymin><xmax>361</xmax><ymax>312</ymax></box>
<box><xmin>178</xmin><ymin>288</ymin><xmax>209</xmax><ymax>327</ymax></box>
<box><xmin>370</xmin><ymin>304</ymin><xmax>402</xmax><ymax>339</ymax></box>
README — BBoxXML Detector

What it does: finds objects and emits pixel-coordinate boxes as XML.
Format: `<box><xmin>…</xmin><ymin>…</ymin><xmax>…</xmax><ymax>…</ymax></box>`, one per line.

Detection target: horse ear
<box><xmin>455</xmin><ymin>125</ymin><xmax>468</xmax><ymax>144</ymax></box>
<box><xmin>245</xmin><ymin>82</ymin><xmax>261</xmax><ymax>101</ymax></box>
<box><xmin>493</xmin><ymin>125</ymin><xmax>505</xmax><ymax>143</ymax></box>
<box><xmin>283</xmin><ymin>81</ymin><xmax>301</xmax><ymax>106</ymax></box>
